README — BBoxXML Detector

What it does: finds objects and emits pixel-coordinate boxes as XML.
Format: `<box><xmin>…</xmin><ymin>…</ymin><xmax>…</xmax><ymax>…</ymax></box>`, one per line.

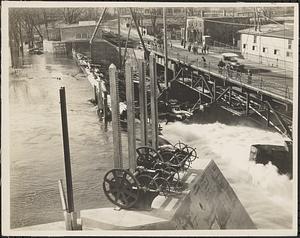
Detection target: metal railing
<box><xmin>152</xmin><ymin>45</ymin><xmax>292</xmax><ymax>100</ymax></box>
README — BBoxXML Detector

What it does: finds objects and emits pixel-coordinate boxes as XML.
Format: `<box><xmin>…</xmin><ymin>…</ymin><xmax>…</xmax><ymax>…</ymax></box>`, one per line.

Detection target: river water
<box><xmin>9</xmin><ymin>54</ymin><xmax>293</xmax><ymax>229</ymax></box>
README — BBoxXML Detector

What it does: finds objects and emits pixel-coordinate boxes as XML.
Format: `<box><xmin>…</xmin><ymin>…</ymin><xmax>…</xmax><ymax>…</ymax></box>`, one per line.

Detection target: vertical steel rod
<box><xmin>59</xmin><ymin>87</ymin><xmax>74</xmax><ymax>213</ymax></box>
<box><xmin>150</xmin><ymin>53</ymin><xmax>158</xmax><ymax>150</ymax></box>
<box><xmin>109</xmin><ymin>64</ymin><xmax>123</xmax><ymax>168</ymax></box>
<box><xmin>125</xmin><ymin>61</ymin><xmax>137</xmax><ymax>170</ymax></box>
<box><xmin>163</xmin><ymin>7</ymin><xmax>168</xmax><ymax>102</ymax></box>
<box><xmin>138</xmin><ymin>60</ymin><xmax>148</xmax><ymax>146</ymax></box>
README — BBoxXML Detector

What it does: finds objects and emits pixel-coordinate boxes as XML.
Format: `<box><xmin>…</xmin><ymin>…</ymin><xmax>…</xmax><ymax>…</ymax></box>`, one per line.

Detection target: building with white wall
<box><xmin>238</xmin><ymin>24</ymin><xmax>294</xmax><ymax>70</ymax></box>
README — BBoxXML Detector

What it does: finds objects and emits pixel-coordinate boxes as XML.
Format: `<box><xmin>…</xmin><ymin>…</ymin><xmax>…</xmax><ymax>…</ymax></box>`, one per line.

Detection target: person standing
<box><xmin>247</xmin><ymin>70</ymin><xmax>252</xmax><ymax>84</ymax></box>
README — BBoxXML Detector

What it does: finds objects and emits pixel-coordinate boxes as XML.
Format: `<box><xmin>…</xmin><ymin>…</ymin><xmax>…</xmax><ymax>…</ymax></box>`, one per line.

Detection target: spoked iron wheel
<box><xmin>136</xmin><ymin>146</ymin><xmax>163</xmax><ymax>166</ymax></box>
<box><xmin>164</xmin><ymin>166</ymin><xmax>183</xmax><ymax>192</ymax></box>
<box><xmin>103</xmin><ymin>169</ymin><xmax>140</xmax><ymax>209</ymax></box>
<box><xmin>154</xmin><ymin>177</ymin><xmax>170</xmax><ymax>196</ymax></box>
<box><xmin>174</xmin><ymin>142</ymin><xmax>197</xmax><ymax>162</ymax></box>
<box><xmin>135</xmin><ymin>174</ymin><xmax>159</xmax><ymax>193</ymax></box>
<box><xmin>160</xmin><ymin>151</ymin><xmax>180</xmax><ymax>166</ymax></box>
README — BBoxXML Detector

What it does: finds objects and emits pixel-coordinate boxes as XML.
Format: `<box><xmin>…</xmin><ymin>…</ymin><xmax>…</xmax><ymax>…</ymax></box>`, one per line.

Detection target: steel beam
<box><xmin>90</xmin><ymin>8</ymin><xmax>107</xmax><ymax>44</ymax></box>
<box><xmin>216</xmin><ymin>87</ymin><xmax>230</xmax><ymax>101</ymax></box>
<box><xmin>150</xmin><ymin>53</ymin><xmax>158</xmax><ymax>150</ymax></box>
<box><xmin>130</xmin><ymin>8</ymin><xmax>149</xmax><ymax>59</ymax></box>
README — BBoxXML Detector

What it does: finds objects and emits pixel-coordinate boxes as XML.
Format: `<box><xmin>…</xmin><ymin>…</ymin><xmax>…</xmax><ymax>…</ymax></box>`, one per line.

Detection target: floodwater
<box><xmin>9</xmin><ymin>54</ymin><xmax>129</xmax><ymax>228</ymax></box>
<box><xmin>9</xmin><ymin>54</ymin><xmax>293</xmax><ymax>229</ymax></box>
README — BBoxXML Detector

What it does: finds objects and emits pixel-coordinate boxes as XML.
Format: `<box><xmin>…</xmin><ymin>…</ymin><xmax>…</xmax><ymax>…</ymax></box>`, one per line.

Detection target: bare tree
<box><xmin>61</xmin><ymin>8</ymin><xmax>83</xmax><ymax>24</ymax></box>
<box><xmin>149</xmin><ymin>8</ymin><xmax>161</xmax><ymax>36</ymax></box>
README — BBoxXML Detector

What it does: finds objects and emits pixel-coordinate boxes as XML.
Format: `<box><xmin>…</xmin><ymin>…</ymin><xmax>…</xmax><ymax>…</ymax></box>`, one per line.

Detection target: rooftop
<box><xmin>59</xmin><ymin>21</ymin><xmax>96</xmax><ymax>29</ymax></box>
<box><xmin>238</xmin><ymin>24</ymin><xmax>294</xmax><ymax>39</ymax></box>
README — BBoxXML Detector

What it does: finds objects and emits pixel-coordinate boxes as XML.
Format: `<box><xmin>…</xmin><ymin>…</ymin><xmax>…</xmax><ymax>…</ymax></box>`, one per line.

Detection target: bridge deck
<box><xmin>153</xmin><ymin>48</ymin><xmax>293</xmax><ymax>105</ymax></box>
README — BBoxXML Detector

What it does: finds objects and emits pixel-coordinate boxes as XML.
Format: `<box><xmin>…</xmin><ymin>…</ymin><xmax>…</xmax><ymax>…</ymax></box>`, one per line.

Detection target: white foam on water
<box><xmin>162</xmin><ymin>121</ymin><xmax>294</xmax><ymax>229</ymax></box>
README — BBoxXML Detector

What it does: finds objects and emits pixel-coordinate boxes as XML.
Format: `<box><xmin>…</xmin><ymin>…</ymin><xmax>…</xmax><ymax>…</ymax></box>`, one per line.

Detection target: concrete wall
<box><xmin>91</xmin><ymin>40</ymin><xmax>120</xmax><ymax>69</ymax></box>
<box><xmin>240</xmin><ymin>34</ymin><xmax>294</xmax><ymax>70</ymax></box>
<box><xmin>60</xmin><ymin>26</ymin><xmax>102</xmax><ymax>42</ymax></box>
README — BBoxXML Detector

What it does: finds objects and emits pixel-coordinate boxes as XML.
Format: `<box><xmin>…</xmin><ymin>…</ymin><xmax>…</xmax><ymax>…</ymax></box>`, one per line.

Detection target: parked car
<box><xmin>28</xmin><ymin>48</ymin><xmax>43</xmax><ymax>55</ymax></box>
<box><xmin>222</xmin><ymin>53</ymin><xmax>245</xmax><ymax>72</ymax></box>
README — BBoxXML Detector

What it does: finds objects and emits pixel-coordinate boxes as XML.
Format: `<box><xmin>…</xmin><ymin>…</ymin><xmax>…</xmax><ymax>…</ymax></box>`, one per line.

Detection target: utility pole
<box><xmin>184</xmin><ymin>8</ymin><xmax>187</xmax><ymax>48</ymax></box>
<box><xmin>163</xmin><ymin>7</ymin><xmax>168</xmax><ymax>102</ymax></box>
<box><xmin>118</xmin><ymin>8</ymin><xmax>122</xmax><ymax>69</ymax></box>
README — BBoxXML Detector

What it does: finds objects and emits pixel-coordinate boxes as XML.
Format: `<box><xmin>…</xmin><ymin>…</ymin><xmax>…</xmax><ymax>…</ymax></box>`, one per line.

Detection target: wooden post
<box><xmin>94</xmin><ymin>85</ymin><xmax>98</xmax><ymax>105</ymax></box>
<box><xmin>150</xmin><ymin>53</ymin><xmax>158</xmax><ymax>150</ymax></box>
<box><xmin>246</xmin><ymin>92</ymin><xmax>249</xmax><ymax>116</ymax></box>
<box><xmin>103</xmin><ymin>91</ymin><xmax>108</xmax><ymax>124</ymax></box>
<box><xmin>125</xmin><ymin>61</ymin><xmax>136</xmax><ymax>170</ymax></box>
<box><xmin>163</xmin><ymin>8</ymin><xmax>168</xmax><ymax>102</ymax></box>
<box><xmin>109</xmin><ymin>64</ymin><xmax>123</xmax><ymax>168</ymax></box>
<box><xmin>97</xmin><ymin>80</ymin><xmax>103</xmax><ymax>112</ymax></box>
<box><xmin>138</xmin><ymin>60</ymin><xmax>148</xmax><ymax>146</ymax></box>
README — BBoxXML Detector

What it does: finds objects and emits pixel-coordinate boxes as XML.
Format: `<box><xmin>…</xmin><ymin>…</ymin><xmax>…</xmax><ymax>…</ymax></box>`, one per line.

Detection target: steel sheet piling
<box><xmin>138</xmin><ymin>60</ymin><xmax>148</xmax><ymax>146</ymax></box>
<box><xmin>109</xmin><ymin>64</ymin><xmax>123</xmax><ymax>168</ymax></box>
<box><xmin>125</xmin><ymin>61</ymin><xmax>137</xmax><ymax>170</ymax></box>
<box><xmin>149</xmin><ymin>53</ymin><xmax>159</xmax><ymax>150</ymax></box>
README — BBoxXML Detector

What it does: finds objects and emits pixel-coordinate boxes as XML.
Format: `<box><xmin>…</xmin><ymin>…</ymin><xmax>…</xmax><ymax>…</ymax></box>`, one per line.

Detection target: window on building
<box><xmin>174</xmin><ymin>8</ymin><xmax>181</xmax><ymax>14</ymax></box>
<box><xmin>262</xmin><ymin>47</ymin><xmax>268</xmax><ymax>53</ymax></box>
<box><xmin>76</xmin><ymin>33</ymin><xmax>81</xmax><ymax>39</ymax></box>
<box><xmin>81</xmin><ymin>33</ymin><xmax>88</xmax><ymax>39</ymax></box>
<box><xmin>274</xmin><ymin>49</ymin><xmax>279</xmax><ymax>55</ymax></box>
<box><xmin>288</xmin><ymin>39</ymin><xmax>292</xmax><ymax>50</ymax></box>
<box><xmin>167</xmin><ymin>9</ymin><xmax>173</xmax><ymax>14</ymax></box>
<box><xmin>253</xmin><ymin>35</ymin><xmax>257</xmax><ymax>43</ymax></box>
<box><xmin>286</xmin><ymin>51</ymin><xmax>293</xmax><ymax>57</ymax></box>
<box><xmin>243</xmin><ymin>44</ymin><xmax>247</xmax><ymax>49</ymax></box>
<box><xmin>252</xmin><ymin>45</ymin><xmax>256</xmax><ymax>51</ymax></box>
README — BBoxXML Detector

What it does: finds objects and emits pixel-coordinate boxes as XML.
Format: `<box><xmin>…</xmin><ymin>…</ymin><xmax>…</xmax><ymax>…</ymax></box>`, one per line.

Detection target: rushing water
<box><xmin>9</xmin><ymin>54</ymin><xmax>293</xmax><ymax>229</ymax></box>
<box><xmin>162</xmin><ymin>122</ymin><xmax>293</xmax><ymax>229</ymax></box>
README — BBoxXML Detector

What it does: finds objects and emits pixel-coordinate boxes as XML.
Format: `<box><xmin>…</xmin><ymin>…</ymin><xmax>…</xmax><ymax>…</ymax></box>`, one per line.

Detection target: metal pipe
<box><xmin>130</xmin><ymin>8</ymin><xmax>148</xmax><ymax>59</ymax></box>
<box><xmin>59</xmin><ymin>87</ymin><xmax>74</xmax><ymax>213</ymax></box>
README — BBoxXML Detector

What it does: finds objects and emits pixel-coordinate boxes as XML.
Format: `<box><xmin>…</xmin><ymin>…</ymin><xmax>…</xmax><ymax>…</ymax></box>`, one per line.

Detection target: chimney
<box><xmin>201</xmin><ymin>10</ymin><xmax>204</xmax><ymax>17</ymax></box>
